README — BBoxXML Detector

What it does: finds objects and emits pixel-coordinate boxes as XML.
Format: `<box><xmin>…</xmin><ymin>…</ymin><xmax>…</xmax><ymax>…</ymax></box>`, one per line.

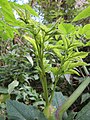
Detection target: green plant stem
<box><xmin>58</xmin><ymin>77</ymin><xmax>90</xmax><ymax>120</ymax></box>
<box><xmin>49</xmin><ymin>75</ymin><xmax>59</xmax><ymax>105</ymax></box>
<box><xmin>35</xmin><ymin>34</ymin><xmax>49</xmax><ymax>106</ymax></box>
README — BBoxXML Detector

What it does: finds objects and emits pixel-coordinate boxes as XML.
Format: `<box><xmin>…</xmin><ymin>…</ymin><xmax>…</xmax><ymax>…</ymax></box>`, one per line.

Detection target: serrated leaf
<box><xmin>8</xmin><ymin>80</ymin><xmax>19</xmax><ymax>94</ymax></box>
<box><xmin>75</xmin><ymin>102</ymin><xmax>90</xmax><ymax>120</ymax></box>
<box><xmin>6</xmin><ymin>100</ymin><xmax>47</xmax><ymax>120</ymax></box>
<box><xmin>73</xmin><ymin>6</ymin><xmax>90</xmax><ymax>22</ymax></box>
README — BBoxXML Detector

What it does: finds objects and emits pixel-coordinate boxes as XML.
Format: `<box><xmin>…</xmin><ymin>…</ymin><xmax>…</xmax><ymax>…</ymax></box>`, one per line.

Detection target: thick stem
<box><xmin>35</xmin><ymin>34</ymin><xmax>49</xmax><ymax>106</ymax></box>
<box><xmin>58</xmin><ymin>77</ymin><xmax>90</xmax><ymax>120</ymax></box>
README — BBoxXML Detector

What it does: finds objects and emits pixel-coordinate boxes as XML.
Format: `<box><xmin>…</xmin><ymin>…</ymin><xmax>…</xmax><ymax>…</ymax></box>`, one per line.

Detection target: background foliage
<box><xmin>0</xmin><ymin>0</ymin><xmax>90</xmax><ymax>120</ymax></box>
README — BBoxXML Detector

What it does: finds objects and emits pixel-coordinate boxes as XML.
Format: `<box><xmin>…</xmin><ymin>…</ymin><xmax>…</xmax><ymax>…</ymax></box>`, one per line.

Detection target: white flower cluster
<box><xmin>75</xmin><ymin>0</ymin><xmax>89</xmax><ymax>8</ymax></box>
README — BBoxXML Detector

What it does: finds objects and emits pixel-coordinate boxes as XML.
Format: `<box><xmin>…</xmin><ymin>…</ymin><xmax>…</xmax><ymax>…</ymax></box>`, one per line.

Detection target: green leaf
<box><xmin>73</xmin><ymin>6</ymin><xmax>90</xmax><ymax>22</ymax></box>
<box><xmin>65</xmin><ymin>69</ymin><xmax>80</xmax><ymax>76</ymax></box>
<box><xmin>69</xmin><ymin>41</ymin><xmax>84</xmax><ymax>50</ymax></box>
<box><xmin>6</xmin><ymin>100</ymin><xmax>47</xmax><ymax>120</ymax></box>
<box><xmin>24</xmin><ymin>36</ymin><xmax>37</xmax><ymax>50</ymax></box>
<box><xmin>81</xmin><ymin>93</ymin><xmax>90</xmax><ymax>103</ymax></box>
<box><xmin>62</xmin><ymin>61</ymin><xmax>70</xmax><ymax>72</ymax></box>
<box><xmin>82</xmin><ymin>24</ymin><xmax>90</xmax><ymax>39</ymax></box>
<box><xmin>25</xmin><ymin>53</ymin><xmax>33</xmax><ymax>66</ymax></box>
<box><xmin>86</xmin><ymin>41</ymin><xmax>90</xmax><ymax>46</ymax></box>
<box><xmin>52</xmin><ymin>92</ymin><xmax>66</xmax><ymax>108</ymax></box>
<box><xmin>58</xmin><ymin>23</ymin><xmax>75</xmax><ymax>35</ymax></box>
<box><xmin>69</xmin><ymin>62</ymin><xmax>87</xmax><ymax>69</ymax></box>
<box><xmin>24</xmin><ymin>4</ymin><xmax>38</xmax><ymax>17</ymax></box>
<box><xmin>8</xmin><ymin>80</ymin><xmax>19</xmax><ymax>94</ymax></box>
<box><xmin>75</xmin><ymin>102</ymin><xmax>90</xmax><ymax>120</ymax></box>
<box><xmin>52</xmin><ymin>92</ymin><xmax>67</xmax><ymax>120</ymax></box>
<box><xmin>0</xmin><ymin>0</ymin><xmax>16</xmax><ymax>23</ymax></box>
<box><xmin>10</xmin><ymin>2</ymin><xmax>38</xmax><ymax>17</ymax></box>
<box><xmin>0</xmin><ymin>86</ymin><xmax>8</xmax><ymax>94</ymax></box>
<box><xmin>67</xmin><ymin>52</ymin><xmax>88</xmax><ymax>61</ymax></box>
<box><xmin>53</xmin><ymin>49</ymin><xmax>64</xmax><ymax>61</ymax></box>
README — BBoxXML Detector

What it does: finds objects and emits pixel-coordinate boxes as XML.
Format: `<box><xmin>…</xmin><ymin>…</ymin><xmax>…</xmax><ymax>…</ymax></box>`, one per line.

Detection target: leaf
<box><xmin>8</xmin><ymin>80</ymin><xmax>19</xmax><ymax>94</ymax></box>
<box><xmin>81</xmin><ymin>93</ymin><xmax>90</xmax><ymax>103</ymax></box>
<box><xmin>24</xmin><ymin>36</ymin><xmax>37</xmax><ymax>50</ymax></box>
<box><xmin>0</xmin><ymin>94</ymin><xmax>10</xmax><ymax>103</ymax></box>
<box><xmin>52</xmin><ymin>92</ymin><xmax>67</xmax><ymax>120</ymax></box>
<box><xmin>69</xmin><ymin>41</ymin><xmax>84</xmax><ymax>50</ymax></box>
<box><xmin>24</xmin><ymin>4</ymin><xmax>38</xmax><ymax>17</ymax></box>
<box><xmin>0</xmin><ymin>86</ymin><xmax>8</xmax><ymax>94</ymax></box>
<box><xmin>82</xmin><ymin>24</ymin><xmax>90</xmax><ymax>39</ymax></box>
<box><xmin>25</xmin><ymin>53</ymin><xmax>33</xmax><ymax>66</ymax></box>
<box><xmin>67</xmin><ymin>52</ymin><xmax>88</xmax><ymax>61</ymax></box>
<box><xmin>75</xmin><ymin>102</ymin><xmax>90</xmax><ymax>120</ymax></box>
<box><xmin>73</xmin><ymin>6</ymin><xmax>90</xmax><ymax>22</ymax></box>
<box><xmin>69</xmin><ymin>62</ymin><xmax>87</xmax><ymax>69</ymax></box>
<box><xmin>86</xmin><ymin>41</ymin><xmax>90</xmax><ymax>46</ymax></box>
<box><xmin>58</xmin><ymin>23</ymin><xmax>75</xmax><ymax>35</ymax></box>
<box><xmin>6</xmin><ymin>100</ymin><xmax>47</xmax><ymax>120</ymax></box>
<box><xmin>53</xmin><ymin>49</ymin><xmax>64</xmax><ymax>61</ymax></box>
<box><xmin>10</xmin><ymin>2</ymin><xmax>38</xmax><ymax>17</ymax></box>
<box><xmin>64</xmin><ymin>74</ymin><xmax>71</xmax><ymax>84</ymax></box>
<box><xmin>52</xmin><ymin>92</ymin><xmax>66</xmax><ymax>108</ymax></box>
<box><xmin>0</xmin><ymin>0</ymin><xmax>16</xmax><ymax>23</ymax></box>
<box><xmin>65</xmin><ymin>69</ymin><xmax>80</xmax><ymax>76</ymax></box>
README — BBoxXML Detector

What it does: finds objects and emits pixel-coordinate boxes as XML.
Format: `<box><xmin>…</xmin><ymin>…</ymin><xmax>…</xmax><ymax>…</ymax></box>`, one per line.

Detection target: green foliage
<box><xmin>0</xmin><ymin>44</ymin><xmax>32</xmax><ymax>82</ymax></box>
<box><xmin>82</xmin><ymin>24</ymin><xmax>90</xmax><ymax>39</ymax></box>
<box><xmin>73</xmin><ymin>6</ymin><xmax>90</xmax><ymax>22</ymax></box>
<box><xmin>0</xmin><ymin>1</ymin><xmax>90</xmax><ymax>120</ymax></box>
<box><xmin>6</xmin><ymin>100</ymin><xmax>47</xmax><ymax>120</ymax></box>
<box><xmin>75</xmin><ymin>102</ymin><xmax>90</xmax><ymax>120</ymax></box>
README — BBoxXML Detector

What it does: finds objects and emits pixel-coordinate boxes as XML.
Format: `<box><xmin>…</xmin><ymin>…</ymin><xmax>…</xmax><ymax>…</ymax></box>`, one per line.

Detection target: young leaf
<box><xmin>69</xmin><ymin>62</ymin><xmax>87</xmax><ymax>69</ymax></box>
<box><xmin>58</xmin><ymin>23</ymin><xmax>75</xmax><ymax>35</ymax></box>
<box><xmin>67</xmin><ymin>52</ymin><xmax>88</xmax><ymax>61</ymax></box>
<box><xmin>24</xmin><ymin>36</ymin><xmax>37</xmax><ymax>50</ymax></box>
<box><xmin>65</xmin><ymin>69</ymin><xmax>80</xmax><ymax>76</ymax></box>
